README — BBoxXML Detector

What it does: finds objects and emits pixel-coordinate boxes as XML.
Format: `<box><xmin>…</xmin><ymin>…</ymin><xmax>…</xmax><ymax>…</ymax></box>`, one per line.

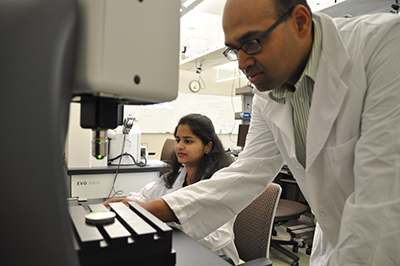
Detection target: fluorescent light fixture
<box><xmin>182</xmin><ymin>0</ymin><xmax>196</xmax><ymax>8</ymax></box>
<box><xmin>180</xmin><ymin>0</ymin><xmax>204</xmax><ymax>17</ymax></box>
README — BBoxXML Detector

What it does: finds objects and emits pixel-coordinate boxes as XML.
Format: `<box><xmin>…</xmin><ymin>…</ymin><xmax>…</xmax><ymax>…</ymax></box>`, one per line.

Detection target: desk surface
<box><xmin>68</xmin><ymin>199</ymin><xmax>231</xmax><ymax>266</ymax></box>
<box><xmin>68</xmin><ymin>158</ymin><xmax>167</xmax><ymax>175</ymax></box>
<box><xmin>173</xmin><ymin>228</ymin><xmax>232</xmax><ymax>265</ymax></box>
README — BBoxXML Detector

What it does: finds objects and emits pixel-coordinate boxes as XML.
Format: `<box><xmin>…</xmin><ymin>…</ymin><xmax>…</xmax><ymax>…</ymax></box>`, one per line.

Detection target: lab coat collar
<box><xmin>253</xmin><ymin>12</ymin><xmax>350</xmax><ymax>169</ymax></box>
<box><xmin>254</xmin><ymin>88</ymin><xmax>297</xmax><ymax>162</ymax></box>
<box><xmin>306</xmin><ymin>12</ymin><xmax>350</xmax><ymax>169</ymax></box>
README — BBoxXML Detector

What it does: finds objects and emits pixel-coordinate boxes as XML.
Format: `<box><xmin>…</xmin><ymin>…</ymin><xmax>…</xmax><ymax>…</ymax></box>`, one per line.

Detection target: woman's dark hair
<box><xmin>163</xmin><ymin>113</ymin><xmax>233</xmax><ymax>188</ymax></box>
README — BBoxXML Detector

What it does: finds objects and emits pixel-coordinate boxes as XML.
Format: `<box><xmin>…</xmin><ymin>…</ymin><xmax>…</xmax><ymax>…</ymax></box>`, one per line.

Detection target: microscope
<box><xmin>391</xmin><ymin>0</ymin><xmax>400</xmax><ymax>13</ymax></box>
<box><xmin>0</xmin><ymin>0</ymin><xmax>179</xmax><ymax>265</ymax></box>
<box><xmin>72</xmin><ymin>0</ymin><xmax>179</xmax><ymax>162</ymax></box>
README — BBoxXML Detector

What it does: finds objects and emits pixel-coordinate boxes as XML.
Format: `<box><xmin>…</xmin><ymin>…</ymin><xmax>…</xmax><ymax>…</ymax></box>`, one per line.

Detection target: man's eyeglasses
<box><xmin>223</xmin><ymin>7</ymin><xmax>294</xmax><ymax>61</ymax></box>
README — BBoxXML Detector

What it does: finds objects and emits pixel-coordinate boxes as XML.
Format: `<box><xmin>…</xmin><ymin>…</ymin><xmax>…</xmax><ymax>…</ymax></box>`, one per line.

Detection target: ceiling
<box><xmin>178</xmin><ymin>0</ymin><xmax>397</xmax><ymax>95</ymax></box>
<box><xmin>179</xmin><ymin>0</ymin><xmax>346</xmax><ymax>57</ymax></box>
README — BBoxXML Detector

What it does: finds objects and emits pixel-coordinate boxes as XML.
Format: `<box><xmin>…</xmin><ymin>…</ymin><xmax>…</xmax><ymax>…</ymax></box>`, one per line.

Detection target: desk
<box><xmin>173</xmin><ymin>228</ymin><xmax>232</xmax><ymax>265</ymax></box>
<box><xmin>68</xmin><ymin>198</ymin><xmax>231</xmax><ymax>266</ymax></box>
<box><xmin>275</xmin><ymin>170</ymin><xmax>307</xmax><ymax>204</ymax></box>
<box><xmin>66</xmin><ymin>159</ymin><xmax>167</xmax><ymax>198</ymax></box>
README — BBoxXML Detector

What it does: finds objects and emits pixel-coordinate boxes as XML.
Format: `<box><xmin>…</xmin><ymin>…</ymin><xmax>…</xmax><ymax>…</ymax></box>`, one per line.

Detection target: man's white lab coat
<box><xmin>163</xmin><ymin>12</ymin><xmax>400</xmax><ymax>265</ymax></box>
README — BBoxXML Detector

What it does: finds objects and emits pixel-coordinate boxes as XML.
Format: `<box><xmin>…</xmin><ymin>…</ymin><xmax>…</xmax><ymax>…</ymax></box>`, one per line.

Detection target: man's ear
<box><xmin>291</xmin><ymin>5</ymin><xmax>312</xmax><ymax>38</ymax></box>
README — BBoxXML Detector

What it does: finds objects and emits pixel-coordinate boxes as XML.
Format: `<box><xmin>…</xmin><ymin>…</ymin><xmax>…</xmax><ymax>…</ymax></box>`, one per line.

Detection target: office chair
<box><xmin>233</xmin><ymin>183</ymin><xmax>282</xmax><ymax>266</ymax></box>
<box><xmin>270</xmin><ymin>184</ymin><xmax>310</xmax><ymax>266</ymax></box>
<box><xmin>159</xmin><ymin>138</ymin><xmax>176</xmax><ymax>175</ymax></box>
<box><xmin>160</xmin><ymin>138</ymin><xmax>176</xmax><ymax>162</ymax></box>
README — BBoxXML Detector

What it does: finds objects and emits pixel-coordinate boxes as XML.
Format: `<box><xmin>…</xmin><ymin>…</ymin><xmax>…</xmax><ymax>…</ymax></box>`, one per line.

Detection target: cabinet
<box><xmin>66</xmin><ymin>159</ymin><xmax>166</xmax><ymax>199</ymax></box>
<box><xmin>235</xmin><ymin>85</ymin><xmax>254</xmax><ymax>147</ymax></box>
<box><xmin>234</xmin><ymin>85</ymin><xmax>253</xmax><ymax>124</ymax></box>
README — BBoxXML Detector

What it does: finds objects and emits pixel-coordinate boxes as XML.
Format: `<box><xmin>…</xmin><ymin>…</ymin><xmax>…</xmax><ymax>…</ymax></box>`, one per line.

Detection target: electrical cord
<box><xmin>108</xmin><ymin>152</ymin><xmax>147</xmax><ymax>167</ymax></box>
<box><xmin>195</xmin><ymin>58</ymin><xmax>206</xmax><ymax>91</ymax></box>
<box><xmin>106</xmin><ymin>132</ymin><xmax>148</xmax><ymax>198</ymax></box>
<box><xmin>228</xmin><ymin>67</ymin><xmax>239</xmax><ymax>143</ymax></box>
<box><xmin>107</xmin><ymin>134</ymin><xmax>126</xmax><ymax>199</ymax></box>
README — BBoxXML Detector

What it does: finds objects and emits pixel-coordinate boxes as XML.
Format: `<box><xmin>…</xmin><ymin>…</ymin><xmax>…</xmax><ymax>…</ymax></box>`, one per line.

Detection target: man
<box><xmin>133</xmin><ymin>0</ymin><xmax>400</xmax><ymax>264</ymax></box>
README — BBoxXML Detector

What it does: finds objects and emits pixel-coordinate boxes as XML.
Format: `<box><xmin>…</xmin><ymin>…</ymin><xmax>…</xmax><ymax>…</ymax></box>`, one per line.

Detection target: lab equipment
<box><xmin>69</xmin><ymin>201</ymin><xmax>175</xmax><ymax>265</ymax></box>
<box><xmin>0</xmin><ymin>0</ymin><xmax>180</xmax><ymax>265</ymax></box>
<box><xmin>73</xmin><ymin>0</ymin><xmax>179</xmax><ymax>160</ymax></box>
<box><xmin>108</xmin><ymin>115</ymin><xmax>142</xmax><ymax>166</ymax></box>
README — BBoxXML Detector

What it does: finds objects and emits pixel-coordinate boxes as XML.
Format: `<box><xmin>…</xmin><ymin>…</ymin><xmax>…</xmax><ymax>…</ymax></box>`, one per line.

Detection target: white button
<box><xmin>319</xmin><ymin>208</ymin><xmax>328</xmax><ymax>217</ymax></box>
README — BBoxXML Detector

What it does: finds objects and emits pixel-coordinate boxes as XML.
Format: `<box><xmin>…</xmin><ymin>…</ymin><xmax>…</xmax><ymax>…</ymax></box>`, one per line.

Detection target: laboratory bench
<box><xmin>66</xmin><ymin>159</ymin><xmax>167</xmax><ymax>199</ymax></box>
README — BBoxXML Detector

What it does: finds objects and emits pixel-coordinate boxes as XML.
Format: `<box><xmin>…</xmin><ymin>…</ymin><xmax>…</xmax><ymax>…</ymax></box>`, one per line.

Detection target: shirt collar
<box><xmin>269</xmin><ymin>18</ymin><xmax>322</xmax><ymax>104</ymax></box>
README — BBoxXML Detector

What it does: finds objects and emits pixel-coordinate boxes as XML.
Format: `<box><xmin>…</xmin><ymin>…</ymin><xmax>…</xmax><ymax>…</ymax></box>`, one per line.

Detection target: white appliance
<box><xmin>108</xmin><ymin>123</ymin><xmax>141</xmax><ymax>165</ymax></box>
<box><xmin>73</xmin><ymin>0</ymin><xmax>179</xmax><ymax>104</ymax></box>
<box><xmin>72</xmin><ymin>0</ymin><xmax>180</xmax><ymax>160</ymax></box>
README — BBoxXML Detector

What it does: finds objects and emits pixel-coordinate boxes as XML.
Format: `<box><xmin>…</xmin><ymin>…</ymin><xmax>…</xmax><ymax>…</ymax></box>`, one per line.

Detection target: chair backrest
<box><xmin>233</xmin><ymin>183</ymin><xmax>282</xmax><ymax>262</ymax></box>
<box><xmin>159</xmin><ymin>138</ymin><xmax>176</xmax><ymax>175</ymax></box>
<box><xmin>160</xmin><ymin>138</ymin><xmax>176</xmax><ymax>162</ymax></box>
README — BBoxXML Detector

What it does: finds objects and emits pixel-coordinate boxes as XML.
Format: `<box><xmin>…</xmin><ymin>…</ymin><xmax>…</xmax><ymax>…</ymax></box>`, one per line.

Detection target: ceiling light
<box><xmin>182</xmin><ymin>0</ymin><xmax>196</xmax><ymax>8</ymax></box>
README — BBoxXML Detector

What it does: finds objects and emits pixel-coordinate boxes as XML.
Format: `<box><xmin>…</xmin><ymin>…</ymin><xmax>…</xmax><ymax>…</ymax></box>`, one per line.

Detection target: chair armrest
<box><xmin>240</xmin><ymin>257</ymin><xmax>273</xmax><ymax>266</ymax></box>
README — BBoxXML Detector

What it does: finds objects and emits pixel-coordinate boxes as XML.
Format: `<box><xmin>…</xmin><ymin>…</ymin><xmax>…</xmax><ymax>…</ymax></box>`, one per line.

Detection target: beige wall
<box><xmin>65</xmin><ymin>103</ymin><xmax>240</xmax><ymax>167</ymax></box>
<box><xmin>66</xmin><ymin>67</ymin><xmax>246</xmax><ymax>167</ymax></box>
<box><xmin>178</xmin><ymin>69</ymin><xmax>248</xmax><ymax>96</ymax></box>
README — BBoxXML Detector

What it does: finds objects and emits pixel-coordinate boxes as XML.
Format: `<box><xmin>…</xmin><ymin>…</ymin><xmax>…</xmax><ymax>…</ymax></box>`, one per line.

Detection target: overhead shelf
<box><xmin>179</xmin><ymin>45</ymin><xmax>229</xmax><ymax>72</ymax></box>
<box><xmin>235</xmin><ymin>85</ymin><xmax>254</xmax><ymax>95</ymax></box>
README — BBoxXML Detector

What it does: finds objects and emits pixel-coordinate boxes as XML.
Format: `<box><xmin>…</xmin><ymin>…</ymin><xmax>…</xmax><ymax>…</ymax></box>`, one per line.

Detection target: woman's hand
<box><xmin>102</xmin><ymin>197</ymin><xmax>134</xmax><ymax>208</ymax></box>
<box><xmin>103</xmin><ymin>198</ymin><xmax>177</xmax><ymax>223</ymax></box>
<box><xmin>135</xmin><ymin>199</ymin><xmax>178</xmax><ymax>222</ymax></box>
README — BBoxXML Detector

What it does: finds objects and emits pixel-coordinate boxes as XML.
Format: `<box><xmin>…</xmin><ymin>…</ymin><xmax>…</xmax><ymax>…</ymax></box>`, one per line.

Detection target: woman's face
<box><xmin>175</xmin><ymin>124</ymin><xmax>208</xmax><ymax>168</ymax></box>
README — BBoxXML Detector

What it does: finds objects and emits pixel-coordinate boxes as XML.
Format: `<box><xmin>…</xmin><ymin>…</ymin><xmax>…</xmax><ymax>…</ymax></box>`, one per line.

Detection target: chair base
<box><xmin>270</xmin><ymin>239</ymin><xmax>300</xmax><ymax>266</ymax></box>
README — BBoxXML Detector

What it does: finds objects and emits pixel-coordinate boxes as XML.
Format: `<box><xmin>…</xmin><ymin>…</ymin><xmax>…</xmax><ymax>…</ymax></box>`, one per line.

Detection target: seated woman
<box><xmin>104</xmin><ymin>113</ymin><xmax>239</xmax><ymax>265</ymax></box>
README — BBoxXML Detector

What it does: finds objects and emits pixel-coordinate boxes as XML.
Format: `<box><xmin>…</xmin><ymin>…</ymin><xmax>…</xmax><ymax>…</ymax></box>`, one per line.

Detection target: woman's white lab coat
<box><xmin>127</xmin><ymin>166</ymin><xmax>239</xmax><ymax>265</ymax></box>
<box><xmin>163</xmin><ymin>12</ymin><xmax>400</xmax><ymax>266</ymax></box>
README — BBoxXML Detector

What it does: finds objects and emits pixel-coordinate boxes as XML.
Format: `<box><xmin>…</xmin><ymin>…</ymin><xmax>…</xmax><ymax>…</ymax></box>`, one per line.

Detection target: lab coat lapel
<box><xmin>306</xmin><ymin>13</ymin><xmax>350</xmax><ymax>169</ymax></box>
<box><xmin>262</xmin><ymin>98</ymin><xmax>296</xmax><ymax>160</ymax></box>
